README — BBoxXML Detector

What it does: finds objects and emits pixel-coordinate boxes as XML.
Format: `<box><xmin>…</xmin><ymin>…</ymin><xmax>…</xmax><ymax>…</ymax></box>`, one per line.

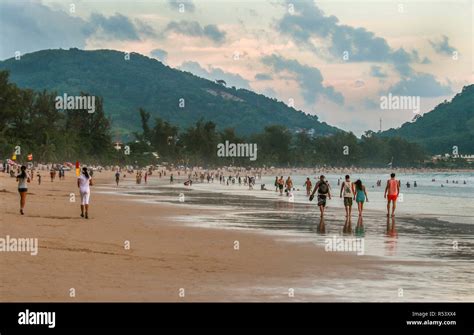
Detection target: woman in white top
<box><xmin>77</xmin><ymin>167</ymin><xmax>93</xmax><ymax>219</ymax></box>
<box><xmin>16</xmin><ymin>165</ymin><xmax>31</xmax><ymax>215</ymax></box>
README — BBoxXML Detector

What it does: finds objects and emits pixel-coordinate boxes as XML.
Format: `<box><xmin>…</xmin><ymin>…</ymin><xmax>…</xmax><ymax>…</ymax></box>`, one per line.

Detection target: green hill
<box><xmin>379</xmin><ymin>85</ymin><xmax>474</xmax><ymax>154</ymax></box>
<box><xmin>0</xmin><ymin>48</ymin><xmax>340</xmax><ymax>140</ymax></box>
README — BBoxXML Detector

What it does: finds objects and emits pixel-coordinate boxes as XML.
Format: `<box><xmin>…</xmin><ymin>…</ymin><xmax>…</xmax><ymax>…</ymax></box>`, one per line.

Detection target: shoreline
<box><xmin>1</xmin><ymin>170</ymin><xmax>471</xmax><ymax>301</ymax></box>
<box><xmin>0</xmin><ymin>170</ymin><xmax>390</xmax><ymax>302</ymax></box>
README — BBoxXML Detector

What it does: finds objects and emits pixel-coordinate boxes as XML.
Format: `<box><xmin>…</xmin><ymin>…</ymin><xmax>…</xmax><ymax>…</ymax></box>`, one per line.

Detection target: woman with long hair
<box><xmin>354</xmin><ymin>179</ymin><xmax>369</xmax><ymax>217</ymax></box>
<box><xmin>77</xmin><ymin>167</ymin><xmax>93</xmax><ymax>219</ymax></box>
<box><xmin>16</xmin><ymin>165</ymin><xmax>31</xmax><ymax>215</ymax></box>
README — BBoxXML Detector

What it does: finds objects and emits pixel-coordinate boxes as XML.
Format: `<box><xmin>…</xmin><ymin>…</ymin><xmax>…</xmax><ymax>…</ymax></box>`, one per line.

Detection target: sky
<box><xmin>0</xmin><ymin>0</ymin><xmax>472</xmax><ymax>135</ymax></box>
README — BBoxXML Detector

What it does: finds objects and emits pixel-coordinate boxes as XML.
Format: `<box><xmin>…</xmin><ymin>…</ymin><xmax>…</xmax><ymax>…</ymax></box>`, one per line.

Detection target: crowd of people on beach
<box><xmin>5</xmin><ymin>164</ymin><xmax>95</xmax><ymax>218</ymax></box>
<box><xmin>2</xmin><ymin>160</ymin><xmax>469</xmax><ymax>226</ymax></box>
<box><xmin>270</xmin><ymin>173</ymin><xmax>400</xmax><ymax>219</ymax></box>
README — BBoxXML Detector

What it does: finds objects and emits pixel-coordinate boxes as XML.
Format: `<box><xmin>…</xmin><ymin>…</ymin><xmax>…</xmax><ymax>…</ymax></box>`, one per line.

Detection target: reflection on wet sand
<box><xmin>385</xmin><ymin>216</ymin><xmax>398</xmax><ymax>255</ymax></box>
<box><xmin>343</xmin><ymin>216</ymin><xmax>352</xmax><ymax>234</ymax></box>
<box><xmin>317</xmin><ymin>216</ymin><xmax>326</xmax><ymax>234</ymax></box>
<box><xmin>355</xmin><ymin>215</ymin><xmax>365</xmax><ymax>237</ymax></box>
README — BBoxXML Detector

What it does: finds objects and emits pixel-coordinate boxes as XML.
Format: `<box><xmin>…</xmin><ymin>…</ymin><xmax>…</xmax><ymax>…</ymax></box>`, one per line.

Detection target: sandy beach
<box><xmin>0</xmin><ymin>169</ymin><xmax>408</xmax><ymax>302</ymax></box>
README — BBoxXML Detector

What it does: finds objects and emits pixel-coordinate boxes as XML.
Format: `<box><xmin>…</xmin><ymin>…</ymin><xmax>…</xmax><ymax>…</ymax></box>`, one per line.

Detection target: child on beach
<box><xmin>77</xmin><ymin>167</ymin><xmax>92</xmax><ymax>219</ymax></box>
<box><xmin>354</xmin><ymin>179</ymin><xmax>369</xmax><ymax>217</ymax></box>
<box><xmin>310</xmin><ymin>175</ymin><xmax>331</xmax><ymax>217</ymax></box>
<box><xmin>340</xmin><ymin>175</ymin><xmax>354</xmax><ymax>218</ymax></box>
<box><xmin>384</xmin><ymin>173</ymin><xmax>400</xmax><ymax>217</ymax></box>
<box><xmin>16</xmin><ymin>165</ymin><xmax>30</xmax><ymax>215</ymax></box>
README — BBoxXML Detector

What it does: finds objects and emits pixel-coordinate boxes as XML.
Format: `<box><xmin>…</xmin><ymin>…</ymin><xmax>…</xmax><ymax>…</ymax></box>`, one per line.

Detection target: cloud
<box><xmin>387</xmin><ymin>73</ymin><xmax>452</xmax><ymax>97</ymax></box>
<box><xmin>254</xmin><ymin>73</ymin><xmax>273</xmax><ymax>81</ymax></box>
<box><xmin>87</xmin><ymin>13</ymin><xmax>144</xmax><ymax>41</ymax></box>
<box><xmin>0</xmin><ymin>0</ymin><xmax>88</xmax><ymax>60</ymax></box>
<box><xmin>179</xmin><ymin>61</ymin><xmax>250</xmax><ymax>89</ymax></box>
<box><xmin>167</xmin><ymin>0</ymin><xmax>195</xmax><ymax>12</ymax></box>
<box><xmin>277</xmin><ymin>0</ymin><xmax>422</xmax><ymax>76</ymax></box>
<box><xmin>429</xmin><ymin>35</ymin><xmax>456</xmax><ymax>56</ymax></box>
<box><xmin>370</xmin><ymin>65</ymin><xmax>387</xmax><ymax>78</ymax></box>
<box><xmin>363</xmin><ymin>98</ymin><xmax>379</xmax><ymax>110</ymax></box>
<box><xmin>150</xmin><ymin>48</ymin><xmax>168</xmax><ymax>62</ymax></box>
<box><xmin>262</xmin><ymin>87</ymin><xmax>277</xmax><ymax>98</ymax></box>
<box><xmin>0</xmin><ymin>1</ymin><xmax>156</xmax><ymax>60</ymax></box>
<box><xmin>261</xmin><ymin>54</ymin><xmax>344</xmax><ymax>105</ymax></box>
<box><xmin>353</xmin><ymin>80</ymin><xmax>365</xmax><ymax>88</ymax></box>
<box><xmin>276</xmin><ymin>0</ymin><xmax>451</xmax><ymax>98</ymax></box>
<box><xmin>164</xmin><ymin>20</ymin><xmax>226</xmax><ymax>44</ymax></box>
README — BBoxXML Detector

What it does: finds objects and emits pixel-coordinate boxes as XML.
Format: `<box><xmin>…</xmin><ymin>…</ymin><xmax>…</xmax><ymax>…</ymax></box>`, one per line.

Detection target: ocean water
<box><xmin>107</xmin><ymin>171</ymin><xmax>474</xmax><ymax>301</ymax></box>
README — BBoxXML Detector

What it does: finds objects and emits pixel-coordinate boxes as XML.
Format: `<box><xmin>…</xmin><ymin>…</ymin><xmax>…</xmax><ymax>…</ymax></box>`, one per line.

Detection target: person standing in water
<box><xmin>340</xmin><ymin>175</ymin><xmax>354</xmax><ymax>218</ymax></box>
<box><xmin>310</xmin><ymin>175</ymin><xmax>331</xmax><ymax>217</ymax></box>
<box><xmin>16</xmin><ymin>165</ymin><xmax>31</xmax><ymax>215</ymax></box>
<box><xmin>274</xmin><ymin>177</ymin><xmax>279</xmax><ymax>192</ymax></box>
<box><xmin>278</xmin><ymin>176</ymin><xmax>284</xmax><ymax>195</ymax></box>
<box><xmin>354</xmin><ymin>179</ymin><xmax>369</xmax><ymax>217</ymax></box>
<box><xmin>285</xmin><ymin>176</ymin><xmax>293</xmax><ymax>196</ymax></box>
<box><xmin>77</xmin><ymin>167</ymin><xmax>93</xmax><ymax>219</ymax></box>
<box><xmin>304</xmin><ymin>177</ymin><xmax>312</xmax><ymax>196</ymax></box>
<box><xmin>384</xmin><ymin>173</ymin><xmax>400</xmax><ymax>217</ymax></box>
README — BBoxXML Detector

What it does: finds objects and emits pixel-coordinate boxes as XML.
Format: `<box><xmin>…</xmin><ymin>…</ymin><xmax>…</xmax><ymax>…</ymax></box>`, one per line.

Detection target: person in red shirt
<box><xmin>384</xmin><ymin>173</ymin><xmax>400</xmax><ymax>217</ymax></box>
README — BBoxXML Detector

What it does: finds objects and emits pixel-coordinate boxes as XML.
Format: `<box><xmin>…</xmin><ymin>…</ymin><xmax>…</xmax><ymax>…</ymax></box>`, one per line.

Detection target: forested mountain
<box><xmin>379</xmin><ymin>85</ymin><xmax>474</xmax><ymax>154</ymax></box>
<box><xmin>0</xmin><ymin>48</ymin><xmax>339</xmax><ymax>139</ymax></box>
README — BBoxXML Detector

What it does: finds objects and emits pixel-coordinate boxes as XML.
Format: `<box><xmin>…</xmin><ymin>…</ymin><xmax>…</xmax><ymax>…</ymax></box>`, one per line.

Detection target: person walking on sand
<box><xmin>340</xmin><ymin>174</ymin><xmax>354</xmax><ymax>218</ymax></box>
<box><xmin>310</xmin><ymin>175</ymin><xmax>331</xmax><ymax>217</ymax></box>
<box><xmin>384</xmin><ymin>173</ymin><xmax>400</xmax><ymax>217</ymax></box>
<box><xmin>354</xmin><ymin>179</ymin><xmax>369</xmax><ymax>217</ymax></box>
<box><xmin>16</xmin><ymin>165</ymin><xmax>31</xmax><ymax>215</ymax></box>
<box><xmin>115</xmin><ymin>171</ymin><xmax>120</xmax><ymax>186</ymax></box>
<box><xmin>77</xmin><ymin>167</ymin><xmax>92</xmax><ymax>219</ymax></box>
<box><xmin>304</xmin><ymin>177</ymin><xmax>312</xmax><ymax>196</ymax></box>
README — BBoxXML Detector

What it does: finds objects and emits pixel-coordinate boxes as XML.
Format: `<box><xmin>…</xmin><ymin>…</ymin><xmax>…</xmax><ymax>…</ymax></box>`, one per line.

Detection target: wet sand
<box><xmin>0</xmin><ymin>170</ymin><xmax>446</xmax><ymax>301</ymax></box>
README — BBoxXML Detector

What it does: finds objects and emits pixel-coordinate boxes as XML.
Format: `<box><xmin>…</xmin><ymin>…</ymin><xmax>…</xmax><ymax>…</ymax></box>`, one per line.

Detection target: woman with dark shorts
<box><xmin>16</xmin><ymin>165</ymin><xmax>31</xmax><ymax>215</ymax></box>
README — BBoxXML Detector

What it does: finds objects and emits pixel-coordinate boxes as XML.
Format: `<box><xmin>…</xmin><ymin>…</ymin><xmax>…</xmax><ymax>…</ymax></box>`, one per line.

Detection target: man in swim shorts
<box><xmin>384</xmin><ymin>173</ymin><xmax>400</xmax><ymax>217</ymax></box>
